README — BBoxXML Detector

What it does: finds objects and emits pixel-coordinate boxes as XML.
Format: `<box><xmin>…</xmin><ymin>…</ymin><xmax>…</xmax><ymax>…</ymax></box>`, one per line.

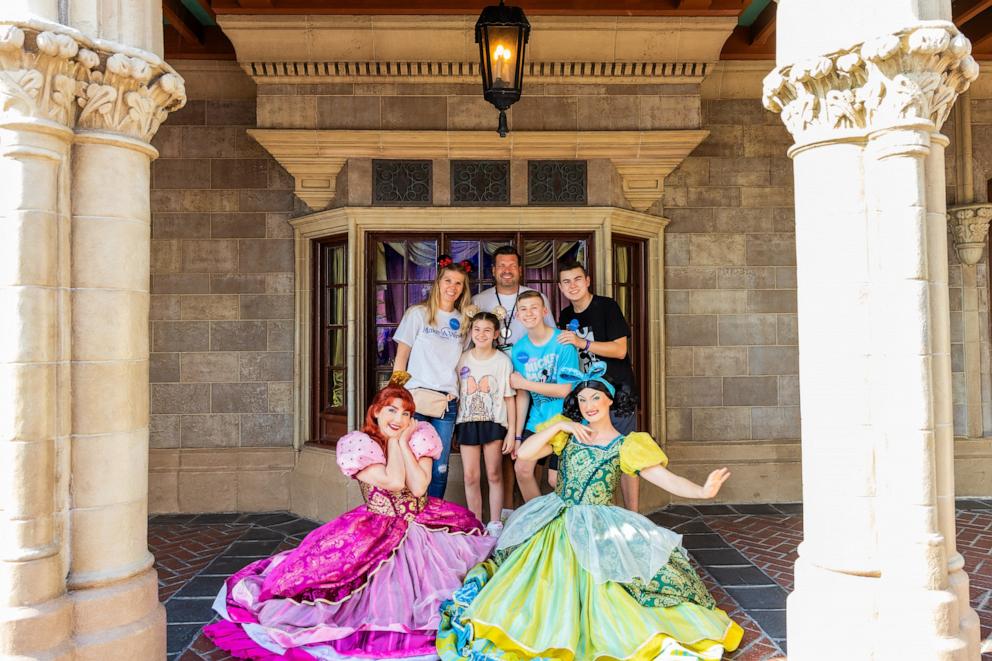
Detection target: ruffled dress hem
<box><xmin>204</xmin><ymin>620</ymin><xmax>441</xmax><ymax>660</ymax></box>
<box><xmin>470</xmin><ymin>617</ymin><xmax>744</xmax><ymax>661</ymax></box>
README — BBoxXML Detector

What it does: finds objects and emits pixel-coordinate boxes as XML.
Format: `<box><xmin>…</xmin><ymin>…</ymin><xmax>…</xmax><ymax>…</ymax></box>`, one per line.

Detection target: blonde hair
<box><xmin>422</xmin><ymin>263</ymin><xmax>472</xmax><ymax>331</ymax></box>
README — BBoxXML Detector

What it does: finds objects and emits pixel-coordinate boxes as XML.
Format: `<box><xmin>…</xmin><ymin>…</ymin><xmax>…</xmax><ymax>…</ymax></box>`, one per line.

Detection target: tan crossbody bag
<box><xmin>408</xmin><ymin>388</ymin><xmax>449</xmax><ymax>418</ymax></box>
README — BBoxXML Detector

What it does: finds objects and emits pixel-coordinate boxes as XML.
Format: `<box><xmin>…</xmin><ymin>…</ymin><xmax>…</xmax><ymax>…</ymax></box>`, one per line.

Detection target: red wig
<box><xmin>362</xmin><ymin>385</ymin><xmax>417</xmax><ymax>452</ymax></box>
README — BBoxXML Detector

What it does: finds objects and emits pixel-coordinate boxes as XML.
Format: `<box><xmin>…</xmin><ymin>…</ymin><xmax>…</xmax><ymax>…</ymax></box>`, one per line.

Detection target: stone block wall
<box><xmin>147</xmin><ymin>62</ymin><xmax>302</xmax><ymax>512</ymax></box>
<box><xmin>144</xmin><ymin>60</ymin><xmax>992</xmax><ymax>512</ymax></box>
<box><xmin>254</xmin><ymin>82</ymin><xmax>703</xmax><ymax>132</ymax></box>
<box><xmin>662</xmin><ymin>98</ymin><xmax>800</xmax><ymax>445</ymax></box>
<box><xmin>947</xmin><ymin>98</ymin><xmax>992</xmax><ymax>437</ymax></box>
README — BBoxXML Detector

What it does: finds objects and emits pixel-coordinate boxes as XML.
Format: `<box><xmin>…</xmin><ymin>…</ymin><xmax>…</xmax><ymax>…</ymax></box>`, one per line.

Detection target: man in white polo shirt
<box><xmin>472</xmin><ymin>246</ymin><xmax>555</xmax><ymax>350</ymax></box>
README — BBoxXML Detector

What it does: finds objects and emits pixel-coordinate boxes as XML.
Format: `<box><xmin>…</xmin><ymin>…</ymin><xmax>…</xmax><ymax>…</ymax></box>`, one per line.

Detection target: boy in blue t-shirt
<box><xmin>509</xmin><ymin>290</ymin><xmax>579</xmax><ymax>501</ymax></box>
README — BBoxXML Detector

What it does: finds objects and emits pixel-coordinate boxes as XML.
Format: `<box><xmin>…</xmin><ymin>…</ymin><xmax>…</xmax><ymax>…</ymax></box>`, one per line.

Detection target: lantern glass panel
<box><xmin>486</xmin><ymin>26</ymin><xmax>521</xmax><ymax>90</ymax></box>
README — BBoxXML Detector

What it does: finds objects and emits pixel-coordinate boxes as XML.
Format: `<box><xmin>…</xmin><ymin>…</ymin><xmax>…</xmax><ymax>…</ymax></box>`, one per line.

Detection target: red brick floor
<box><xmin>706</xmin><ymin>506</ymin><xmax>992</xmax><ymax>661</ymax></box>
<box><xmin>693</xmin><ymin>560</ymin><xmax>787</xmax><ymax>661</ymax></box>
<box><xmin>156</xmin><ymin>505</ymin><xmax>992</xmax><ymax>660</ymax></box>
<box><xmin>153</xmin><ymin>522</ymin><xmax>252</xmax><ymax>603</ymax></box>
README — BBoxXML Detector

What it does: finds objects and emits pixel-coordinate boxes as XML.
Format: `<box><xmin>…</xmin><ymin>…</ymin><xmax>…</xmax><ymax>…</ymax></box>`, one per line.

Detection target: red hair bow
<box><xmin>438</xmin><ymin>256</ymin><xmax>453</xmax><ymax>268</ymax></box>
<box><xmin>459</xmin><ymin>260</ymin><xmax>473</xmax><ymax>274</ymax></box>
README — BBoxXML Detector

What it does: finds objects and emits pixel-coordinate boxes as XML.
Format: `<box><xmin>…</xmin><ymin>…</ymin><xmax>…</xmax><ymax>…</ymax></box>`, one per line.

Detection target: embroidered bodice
<box><xmin>555</xmin><ymin>437</ymin><xmax>624</xmax><ymax>506</ymax></box>
<box><xmin>360</xmin><ymin>481</ymin><xmax>427</xmax><ymax>521</ymax></box>
<box><xmin>542</xmin><ymin>427</ymin><xmax>667</xmax><ymax>507</ymax></box>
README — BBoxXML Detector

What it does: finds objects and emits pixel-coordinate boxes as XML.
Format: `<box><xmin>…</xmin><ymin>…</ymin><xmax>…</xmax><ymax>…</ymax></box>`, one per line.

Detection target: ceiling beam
<box><xmin>236</xmin><ymin>0</ymin><xmax>275</xmax><ymax>6</ymax></box>
<box><xmin>162</xmin><ymin>0</ymin><xmax>204</xmax><ymax>45</ymax></box>
<box><xmin>187</xmin><ymin>0</ymin><xmax>216</xmax><ymax>19</ymax></box>
<box><xmin>677</xmin><ymin>0</ymin><xmax>714</xmax><ymax>8</ymax></box>
<box><xmin>962</xmin><ymin>7</ymin><xmax>992</xmax><ymax>51</ymax></box>
<box><xmin>719</xmin><ymin>24</ymin><xmax>774</xmax><ymax>59</ymax></box>
<box><xmin>954</xmin><ymin>0</ymin><xmax>992</xmax><ymax>26</ymax></box>
<box><xmin>748</xmin><ymin>0</ymin><xmax>775</xmax><ymax>46</ymax></box>
<box><xmin>163</xmin><ymin>24</ymin><xmax>236</xmax><ymax>59</ymax></box>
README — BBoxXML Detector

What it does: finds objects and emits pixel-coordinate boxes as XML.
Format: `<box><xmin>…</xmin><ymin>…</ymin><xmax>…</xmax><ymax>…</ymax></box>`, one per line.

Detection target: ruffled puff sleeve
<box><xmin>336</xmin><ymin>431</ymin><xmax>386</xmax><ymax>478</ymax></box>
<box><xmin>535</xmin><ymin>414</ymin><xmax>572</xmax><ymax>455</ymax></box>
<box><xmin>619</xmin><ymin>432</ymin><xmax>669</xmax><ymax>475</ymax></box>
<box><xmin>407</xmin><ymin>421</ymin><xmax>442</xmax><ymax>460</ymax></box>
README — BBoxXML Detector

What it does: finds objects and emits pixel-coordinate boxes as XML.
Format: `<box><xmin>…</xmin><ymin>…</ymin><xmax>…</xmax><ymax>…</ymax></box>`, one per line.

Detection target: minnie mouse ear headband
<box><xmin>438</xmin><ymin>255</ymin><xmax>473</xmax><ymax>274</ymax></box>
<box><xmin>559</xmin><ymin>361</ymin><xmax>615</xmax><ymax>397</ymax></box>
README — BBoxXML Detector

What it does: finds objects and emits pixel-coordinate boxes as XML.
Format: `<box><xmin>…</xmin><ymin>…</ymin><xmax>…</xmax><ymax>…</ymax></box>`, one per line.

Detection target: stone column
<box><xmin>68</xmin><ymin>52</ymin><xmax>185</xmax><ymax>661</ymax></box>
<box><xmin>948</xmin><ymin>204</ymin><xmax>992</xmax><ymax>438</ymax></box>
<box><xmin>0</xmin><ymin>25</ymin><xmax>77</xmax><ymax>660</ymax></box>
<box><xmin>0</xmin><ymin>16</ymin><xmax>185</xmax><ymax>658</ymax></box>
<box><xmin>764</xmin><ymin>6</ymin><xmax>981</xmax><ymax>659</ymax></box>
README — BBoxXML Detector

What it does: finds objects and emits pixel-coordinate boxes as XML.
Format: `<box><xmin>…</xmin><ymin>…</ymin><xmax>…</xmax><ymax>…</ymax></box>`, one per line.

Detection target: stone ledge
<box><xmin>248</xmin><ymin>129</ymin><xmax>708</xmax><ymax>209</ymax></box>
<box><xmin>149</xmin><ymin>447</ymin><xmax>296</xmax><ymax>513</ymax></box>
<box><xmin>663</xmin><ymin>441</ymin><xmax>802</xmax><ymax>508</ymax></box>
<box><xmin>150</xmin><ymin>438</ymin><xmax>992</xmax><ymax>517</ymax></box>
<box><xmin>955</xmin><ymin>436</ymin><xmax>992</xmax><ymax>496</ymax></box>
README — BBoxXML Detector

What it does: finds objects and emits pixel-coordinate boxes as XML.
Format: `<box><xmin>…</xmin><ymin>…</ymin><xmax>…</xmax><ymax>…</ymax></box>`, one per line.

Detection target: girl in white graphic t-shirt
<box><xmin>454</xmin><ymin>312</ymin><xmax>516</xmax><ymax>536</ymax></box>
<box><xmin>393</xmin><ymin>256</ymin><xmax>473</xmax><ymax>500</ymax></box>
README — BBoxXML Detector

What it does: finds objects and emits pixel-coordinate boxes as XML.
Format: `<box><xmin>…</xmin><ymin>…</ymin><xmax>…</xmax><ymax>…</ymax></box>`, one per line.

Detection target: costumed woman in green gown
<box><xmin>437</xmin><ymin>362</ymin><xmax>744</xmax><ymax>660</ymax></box>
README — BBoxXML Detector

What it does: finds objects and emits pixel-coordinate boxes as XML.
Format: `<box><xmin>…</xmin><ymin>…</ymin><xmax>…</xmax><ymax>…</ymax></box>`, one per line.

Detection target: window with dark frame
<box><xmin>612</xmin><ymin>236</ymin><xmax>649</xmax><ymax>433</ymax></box>
<box><xmin>309</xmin><ymin>231</ymin><xmax>651</xmax><ymax>446</ymax></box>
<box><xmin>311</xmin><ymin>237</ymin><xmax>349</xmax><ymax>445</ymax></box>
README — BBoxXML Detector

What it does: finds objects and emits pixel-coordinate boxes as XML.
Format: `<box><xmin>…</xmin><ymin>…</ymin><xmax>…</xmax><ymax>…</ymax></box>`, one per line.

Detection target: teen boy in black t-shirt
<box><xmin>557</xmin><ymin>261</ymin><xmax>641</xmax><ymax>511</ymax></box>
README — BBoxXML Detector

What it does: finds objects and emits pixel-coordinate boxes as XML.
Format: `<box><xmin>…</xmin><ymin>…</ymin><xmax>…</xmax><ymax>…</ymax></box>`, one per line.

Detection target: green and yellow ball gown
<box><xmin>437</xmin><ymin>428</ymin><xmax>743</xmax><ymax>660</ymax></box>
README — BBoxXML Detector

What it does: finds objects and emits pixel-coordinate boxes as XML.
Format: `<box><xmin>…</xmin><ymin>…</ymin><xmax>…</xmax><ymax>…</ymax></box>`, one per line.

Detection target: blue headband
<box><xmin>559</xmin><ymin>361</ymin><xmax>615</xmax><ymax>397</ymax></box>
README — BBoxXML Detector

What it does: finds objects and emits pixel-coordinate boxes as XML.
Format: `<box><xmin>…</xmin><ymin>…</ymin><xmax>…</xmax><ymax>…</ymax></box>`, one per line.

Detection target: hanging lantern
<box><xmin>475</xmin><ymin>0</ymin><xmax>530</xmax><ymax>138</ymax></box>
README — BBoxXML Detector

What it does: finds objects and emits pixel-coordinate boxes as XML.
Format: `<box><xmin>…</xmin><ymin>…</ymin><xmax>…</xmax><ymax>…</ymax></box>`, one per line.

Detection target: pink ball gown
<box><xmin>204</xmin><ymin>422</ymin><xmax>496</xmax><ymax>660</ymax></box>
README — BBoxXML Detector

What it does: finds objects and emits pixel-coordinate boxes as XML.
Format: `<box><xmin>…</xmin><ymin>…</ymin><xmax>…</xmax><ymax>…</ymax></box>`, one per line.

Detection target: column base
<box><xmin>0</xmin><ymin>596</ymin><xmax>73</xmax><ymax>659</ymax></box>
<box><xmin>789</xmin><ymin>557</ymin><xmax>980</xmax><ymax>660</ymax></box>
<box><xmin>70</xmin><ymin>568</ymin><xmax>165</xmax><ymax>660</ymax></box>
<box><xmin>787</xmin><ymin>557</ymin><xmax>882</xmax><ymax>660</ymax></box>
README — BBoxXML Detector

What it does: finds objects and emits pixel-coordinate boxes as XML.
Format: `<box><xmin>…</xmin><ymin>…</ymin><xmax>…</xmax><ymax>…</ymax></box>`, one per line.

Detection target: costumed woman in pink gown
<box><xmin>204</xmin><ymin>384</ymin><xmax>497</xmax><ymax>660</ymax></box>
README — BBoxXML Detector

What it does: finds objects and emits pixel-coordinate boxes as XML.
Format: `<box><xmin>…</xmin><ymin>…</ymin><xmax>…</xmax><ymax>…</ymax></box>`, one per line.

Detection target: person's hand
<box><xmin>557</xmin><ymin>331</ymin><xmax>581</xmax><ymax>348</ymax></box>
<box><xmin>561</xmin><ymin>421</ymin><xmax>593</xmax><ymax>443</ymax></box>
<box><xmin>512</xmin><ymin>439</ymin><xmax>522</xmax><ymax>460</ymax></box>
<box><xmin>700</xmin><ymin>468</ymin><xmax>731</xmax><ymax>499</ymax></box>
<box><xmin>502</xmin><ymin>434</ymin><xmax>515</xmax><ymax>455</ymax></box>
<box><xmin>398</xmin><ymin>419</ymin><xmax>416</xmax><ymax>446</ymax></box>
<box><xmin>509</xmin><ymin>372</ymin><xmax>528</xmax><ymax>389</ymax></box>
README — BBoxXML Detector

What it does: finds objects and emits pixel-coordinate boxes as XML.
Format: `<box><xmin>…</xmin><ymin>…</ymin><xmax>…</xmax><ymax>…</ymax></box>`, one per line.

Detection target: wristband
<box><xmin>514</xmin><ymin>435</ymin><xmax>523</xmax><ymax>441</ymax></box>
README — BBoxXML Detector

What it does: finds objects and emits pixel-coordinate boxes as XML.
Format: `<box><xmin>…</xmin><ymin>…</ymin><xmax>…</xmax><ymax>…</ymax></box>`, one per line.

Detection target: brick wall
<box><xmin>662</xmin><ymin>98</ymin><xmax>800</xmax><ymax>443</ymax></box>
<box><xmin>148</xmin><ymin>68</ymin><xmax>302</xmax><ymax>453</ymax></box>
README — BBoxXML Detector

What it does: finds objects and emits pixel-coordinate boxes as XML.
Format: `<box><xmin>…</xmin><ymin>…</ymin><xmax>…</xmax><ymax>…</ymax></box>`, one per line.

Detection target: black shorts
<box><xmin>455</xmin><ymin>421</ymin><xmax>507</xmax><ymax>446</ymax></box>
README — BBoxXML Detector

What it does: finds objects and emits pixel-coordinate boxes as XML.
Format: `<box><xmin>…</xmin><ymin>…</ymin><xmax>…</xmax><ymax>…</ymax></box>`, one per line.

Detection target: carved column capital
<box><xmin>0</xmin><ymin>21</ymin><xmax>186</xmax><ymax>142</ymax></box>
<box><xmin>948</xmin><ymin>203</ymin><xmax>992</xmax><ymax>265</ymax></box>
<box><xmin>763</xmin><ymin>24</ymin><xmax>979</xmax><ymax>145</ymax></box>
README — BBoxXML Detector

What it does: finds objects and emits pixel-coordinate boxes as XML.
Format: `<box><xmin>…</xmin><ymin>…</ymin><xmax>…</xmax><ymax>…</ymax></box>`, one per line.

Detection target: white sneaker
<box><xmin>485</xmin><ymin>521</ymin><xmax>504</xmax><ymax>537</ymax></box>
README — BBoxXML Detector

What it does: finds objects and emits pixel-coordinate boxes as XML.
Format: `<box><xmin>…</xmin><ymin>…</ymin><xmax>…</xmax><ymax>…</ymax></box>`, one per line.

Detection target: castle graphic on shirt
<box><xmin>460</xmin><ymin>374</ymin><xmax>495</xmax><ymax>422</ymax></box>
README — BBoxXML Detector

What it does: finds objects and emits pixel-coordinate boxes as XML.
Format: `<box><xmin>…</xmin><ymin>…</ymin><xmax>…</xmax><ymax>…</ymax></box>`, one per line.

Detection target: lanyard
<box><xmin>494</xmin><ymin>289</ymin><xmax>520</xmax><ymax>341</ymax></box>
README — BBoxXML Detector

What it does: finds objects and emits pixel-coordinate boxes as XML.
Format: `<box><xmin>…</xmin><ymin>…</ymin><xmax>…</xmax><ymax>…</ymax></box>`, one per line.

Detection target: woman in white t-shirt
<box><xmin>393</xmin><ymin>256</ymin><xmax>473</xmax><ymax>499</ymax></box>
